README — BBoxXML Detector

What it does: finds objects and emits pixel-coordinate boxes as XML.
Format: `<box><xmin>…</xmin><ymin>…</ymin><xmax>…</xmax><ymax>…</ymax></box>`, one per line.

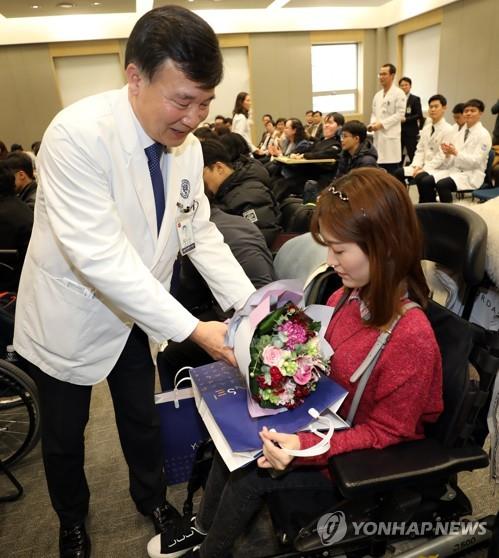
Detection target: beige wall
<box><xmin>385</xmin><ymin>0</ymin><xmax>498</xmax><ymax>133</ymax></box>
<box><xmin>0</xmin><ymin>44</ymin><xmax>61</xmax><ymax>150</ymax></box>
<box><xmin>438</xmin><ymin>0</ymin><xmax>499</xmax><ymax>133</ymax></box>
<box><xmin>249</xmin><ymin>32</ymin><xmax>312</xmax><ymax>142</ymax></box>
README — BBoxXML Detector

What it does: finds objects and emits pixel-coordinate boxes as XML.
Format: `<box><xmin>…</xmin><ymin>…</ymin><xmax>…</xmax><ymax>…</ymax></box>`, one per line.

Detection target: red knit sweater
<box><xmin>294</xmin><ymin>290</ymin><xmax>443</xmax><ymax>469</ymax></box>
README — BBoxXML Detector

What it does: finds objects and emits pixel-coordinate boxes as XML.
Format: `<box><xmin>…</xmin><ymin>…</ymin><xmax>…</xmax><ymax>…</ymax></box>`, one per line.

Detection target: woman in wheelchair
<box><xmin>147</xmin><ymin>168</ymin><xmax>444</xmax><ymax>558</ymax></box>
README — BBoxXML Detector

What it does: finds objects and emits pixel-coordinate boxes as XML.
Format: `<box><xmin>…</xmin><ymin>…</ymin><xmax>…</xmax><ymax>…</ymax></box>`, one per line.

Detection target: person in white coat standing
<box><xmin>13</xmin><ymin>6</ymin><xmax>255</xmax><ymax>558</ymax></box>
<box><xmin>368</xmin><ymin>63</ymin><xmax>406</xmax><ymax>174</ymax></box>
<box><xmin>415</xmin><ymin>98</ymin><xmax>492</xmax><ymax>203</ymax></box>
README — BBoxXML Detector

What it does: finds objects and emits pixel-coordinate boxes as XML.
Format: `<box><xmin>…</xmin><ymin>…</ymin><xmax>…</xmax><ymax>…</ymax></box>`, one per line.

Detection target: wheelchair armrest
<box><xmin>329</xmin><ymin>438</ymin><xmax>488</xmax><ymax>499</ymax></box>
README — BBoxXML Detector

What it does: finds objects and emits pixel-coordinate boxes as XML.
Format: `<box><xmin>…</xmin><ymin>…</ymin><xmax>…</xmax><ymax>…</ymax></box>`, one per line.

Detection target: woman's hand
<box><xmin>257</xmin><ymin>427</ymin><xmax>300</xmax><ymax>471</ymax></box>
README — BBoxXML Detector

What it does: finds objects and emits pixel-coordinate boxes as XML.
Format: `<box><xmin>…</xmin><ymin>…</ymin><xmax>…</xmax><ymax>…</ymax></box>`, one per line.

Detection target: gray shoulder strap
<box><xmin>345</xmin><ymin>301</ymin><xmax>420</xmax><ymax>426</ymax></box>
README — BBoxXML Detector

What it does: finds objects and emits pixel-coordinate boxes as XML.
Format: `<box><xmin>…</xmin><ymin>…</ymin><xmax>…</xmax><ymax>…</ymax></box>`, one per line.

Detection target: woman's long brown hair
<box><xmin>311</xmin><ymin>168</ymin><xmax>429</xmax><ymax>328</ymax></box>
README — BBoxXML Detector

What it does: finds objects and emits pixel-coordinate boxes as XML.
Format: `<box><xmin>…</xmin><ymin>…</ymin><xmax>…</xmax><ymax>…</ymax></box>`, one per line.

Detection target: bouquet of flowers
<box><xmin>229</xmin><ymin>280</ymin><xmax>334</xmax><ymax>418</ymax></box>
<box><xmin>249</xmin><ymin>302</ymin><xmax>330</xmax><ymax>410</ymax></box>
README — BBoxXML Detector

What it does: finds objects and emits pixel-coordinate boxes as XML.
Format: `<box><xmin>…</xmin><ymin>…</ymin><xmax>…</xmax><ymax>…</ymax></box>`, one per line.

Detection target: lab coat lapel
<box><xmin>113</xmin><ymin>87</ymin><xmax>158</xmax><ymax>242</ymax></box>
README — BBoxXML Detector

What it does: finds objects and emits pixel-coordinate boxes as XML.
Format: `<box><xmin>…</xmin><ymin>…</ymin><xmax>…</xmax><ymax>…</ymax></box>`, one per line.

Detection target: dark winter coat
<box><xmin>212</xmin><ymin>158</ymin><xmax>281</xmax><ymax>247</ymax></box>
<box><xmin>336</xmin><ymin>139</ymin><xmax>378</xmax><ymax>179</ymax></box>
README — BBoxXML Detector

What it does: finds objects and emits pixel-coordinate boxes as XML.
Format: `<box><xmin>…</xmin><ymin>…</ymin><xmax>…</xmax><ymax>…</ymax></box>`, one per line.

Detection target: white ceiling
<box><xmin>0</xmin><ymin>0</ymin><xmax>458</xmax><ymax>46</ymax></box>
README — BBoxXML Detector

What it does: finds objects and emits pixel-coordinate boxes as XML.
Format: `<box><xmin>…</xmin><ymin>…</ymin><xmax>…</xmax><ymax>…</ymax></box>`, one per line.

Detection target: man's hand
<box><xmin>257</xmin><ymin>427</ymin><xmax>300</xmax><ymax>471</ymax></box>
<box><xmin>441</xmin><ymin>143</ymin><xmax>457</xmax><ymax>157</ymax></box>
<box><xmin>370</xmin><ymin>122</ymin><xmax>383</xmax><ymax>132</ymax></box>
<box><xmin>289</xmin><ymin>153</ymin><xmax>304</xmax><ymax>160</ymax></box>
<box><xmin>189</xmin><ymin>321</ymin><xmax>236</xmax><ymax>366</ymax></box>
<box><xmin>412</xmin><ymin>166</ymin><xmax>423</xmax><ymax>177</ymax></box>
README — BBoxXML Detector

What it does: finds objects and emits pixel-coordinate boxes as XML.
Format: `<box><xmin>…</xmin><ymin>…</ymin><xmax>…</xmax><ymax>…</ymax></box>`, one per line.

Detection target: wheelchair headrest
<box><xmin>415</xmin><ymin>203</ymin><xmax>487</xmax><ymax>287</ymax></box>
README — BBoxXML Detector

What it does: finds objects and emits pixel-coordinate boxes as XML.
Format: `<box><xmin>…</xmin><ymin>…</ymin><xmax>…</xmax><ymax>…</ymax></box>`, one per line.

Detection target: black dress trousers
<box><xmin>30</xmin><ymin>325</ymin><xmax>167</xmax><ymax>527</ymax></box>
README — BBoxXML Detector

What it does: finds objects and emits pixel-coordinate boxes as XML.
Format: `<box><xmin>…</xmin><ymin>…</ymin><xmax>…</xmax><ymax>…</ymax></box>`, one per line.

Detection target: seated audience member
<box><xmin>157</xmin><ymin>206</ymin><xmax>276</xmax><ymax>390</ymax></box>
<box><xmin>10</xmin><ymin>143</ymin><xmax>23</xmax><ymax>152</ymax></box>
<box><xmin>0</xmin><ymin>141</ymin><xmax>8</xmax><ymax>159</ymax></box>
<box><xmin>201</xmin><ymin>139</ymin><xmax>281</xmax><ymax>247</ymax></box>
<box><xmin>31</xmin><ymin>141</ymin><xmax>42</xmax><ymax>157</ymax></box>
<box><xmin>335</xmin><ymin>120</ymin><xmax>378</xmax><ymax>179</ymax></box>
<box><xmin>451</xmin><ymin>102</ymin><xmax>466</xmax><ymax>132</ymax></box>
<box><xmin>193</xmin><ymin>127</ymin><xmax>217</xmax><ymax>141</ymax></box>
<box><xmin>4</xmin><ymin>151</ymin><xmax>37</xmax><ymax>210</ymax></box>
<box><xmin>214</xmin><ymin>115</ymin><xmax>226</xmax><ymax>128</ymax></box>
<box><xmin>293</xmin><ymin>112</ymin><xmax>343</xmax><ymax>162</ymax></box>
<box><xmin>268</xmin><ymin>117</ymin><xmax>286</xmax><ymax>151</ymax></box>
<box><xmin>491</xmin><ymin>99</ymin><xmax>499</xmax><ymax>145</ymax></box>
<box><xmin>0</xmin><ymin>162</ymin><xmax>34</xmax><ymax>290</ymax></box>
<box><xmin>258</xmin><ymin>119</ymin><xmax>275</xmax><ymax>154</ymax></box>
<box><xmin>268</xmin><ymin>118</ymin><xmax>311</xmax><ymax>159</ymax></box>
<box><xmin>147</xmin><ymin>168</ymin><xmax>443</xmax><ymax>558</ymax></box>
<box><xmin>259</xmin><ymin>114</ymin><xmax>273</xmax><ymax>144</ymax></box>
<box><xmin>415</xmin><ymin>99</ymin><xmax>492</xmax><ymax>203</ymax></box>
<box><xmin>272</xmin><ymin>113</ymin><xmax>344</xmax><ymax>199</ymax></box>
<box><xmin>394</xmin><ymin>94</ymin><xmax>453</xmax><ymax>186</ymax></box>
<box><xmin>399</xmin><ymin>76</ymin><xmax>424</xmax><ymax>164</ymax></box>
<box><xmin>309</xmin><ymin>110</ymin><xmax>324</xmax><ymax>140</ymax></box>
<box><xmin>304</xmin><ymin>110</ymin><xmax>314</xmax><ymax>137</ymax></box>
<box><xmin>219</xmin><ymin>132</ymin><xmax>252</xmax><ymax>165</ymax></box>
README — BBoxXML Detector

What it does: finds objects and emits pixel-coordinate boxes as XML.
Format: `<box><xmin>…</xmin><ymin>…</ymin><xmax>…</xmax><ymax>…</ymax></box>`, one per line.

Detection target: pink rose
<box><xmin>262</xmin><ymin>345</ymin><xmax>285</xmax><ymax>367</ymax></box>
<box><xmin>294</xmin><ymin>365</ymin><xmax>313</xmax><ymax>385</ymax></box>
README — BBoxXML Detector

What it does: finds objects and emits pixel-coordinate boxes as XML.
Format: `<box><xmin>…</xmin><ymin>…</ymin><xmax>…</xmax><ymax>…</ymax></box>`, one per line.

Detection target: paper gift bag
<box><xmin>155</xmin><ymin>374</ymin><xmax>209</xmax><ymax>485</ymax></box>
<box><xmin>190</xmin><ymin>360</ymin><xmax>348</xmax><ymax>471</ymax></box>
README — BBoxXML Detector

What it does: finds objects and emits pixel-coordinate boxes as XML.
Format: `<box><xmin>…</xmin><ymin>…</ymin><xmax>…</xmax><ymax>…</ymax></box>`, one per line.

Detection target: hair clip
<box><xmin>326</xmin><ymin>185</ymin><xmax>349</xmax><ymax>202</ymax></box>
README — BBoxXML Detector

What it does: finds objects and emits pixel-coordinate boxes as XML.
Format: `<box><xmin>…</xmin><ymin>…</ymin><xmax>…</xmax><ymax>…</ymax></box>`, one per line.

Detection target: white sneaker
<box><xmin>147</xmin><ymin>516</ymin><xmax>205</xmax><ymax>558</ymax></box>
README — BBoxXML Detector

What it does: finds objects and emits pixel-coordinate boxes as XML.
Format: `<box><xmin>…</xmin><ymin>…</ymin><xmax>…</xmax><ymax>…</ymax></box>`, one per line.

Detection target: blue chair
<box><xmin>469</xmin><ymin>149</ymin><xmax>497</xmax><ymax>202</ymax></box>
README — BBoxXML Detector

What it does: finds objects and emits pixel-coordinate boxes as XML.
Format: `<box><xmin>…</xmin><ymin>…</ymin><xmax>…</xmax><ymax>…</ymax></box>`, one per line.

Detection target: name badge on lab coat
<box><xmin>176</xmin><ymin>212</ymin><xmax>196</xmax><ymax>255</ymax></box>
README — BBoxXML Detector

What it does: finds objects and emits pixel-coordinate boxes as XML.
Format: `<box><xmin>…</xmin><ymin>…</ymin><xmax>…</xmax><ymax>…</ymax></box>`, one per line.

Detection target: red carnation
<box><xmin>269</xmin><ymin>366</ymin><xmax>284</xmax><ymax>387</ymax></box>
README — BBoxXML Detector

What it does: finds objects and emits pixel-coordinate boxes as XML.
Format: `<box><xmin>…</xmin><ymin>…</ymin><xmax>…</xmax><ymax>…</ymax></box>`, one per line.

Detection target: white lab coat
<box><xmin>14</xmin><ymin>86</ymin><xmax>255</xmax><ymax>385</ymax></box>
<box><xmin>370</xmin><ymin>84</ymin><xmax>406</xmax><ymax>164</ymax></box>
<box><xmin>428</xmin><ymin>121</ymin><xmax>492</xmax><ymax>190</ymax></box>
<box><xmin>403</xmin><ymin>118</ymin><xmax>453</xmax><ymax>176</ymax></box>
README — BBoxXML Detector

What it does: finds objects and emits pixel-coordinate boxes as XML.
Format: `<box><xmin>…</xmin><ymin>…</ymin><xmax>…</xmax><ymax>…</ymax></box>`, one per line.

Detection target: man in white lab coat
<box><xmin>368</xmin><ymin>63</ymin><xmax>406</xmax><ymax>174</ymax></box>
<box><xmin>13</xmin><ymin>6</ymin><xmax>255</xmax><ymax>557</ymax></box>
<box><xmin>394</xmin><ymin>94</ymin><xmax>453</xmax><ymax>186</ymax></box>
<box><xmin>414</xmin><ymin>98</ymin><xmax>492</xmax><ymax>202</ymax></box>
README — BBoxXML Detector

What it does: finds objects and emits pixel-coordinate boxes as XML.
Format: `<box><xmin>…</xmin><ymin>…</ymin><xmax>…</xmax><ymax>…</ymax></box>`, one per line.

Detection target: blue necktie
<box><xmin>145</xmin><ymin>142</ymin><xmax>166</xmax><ymax>234</ymax></box>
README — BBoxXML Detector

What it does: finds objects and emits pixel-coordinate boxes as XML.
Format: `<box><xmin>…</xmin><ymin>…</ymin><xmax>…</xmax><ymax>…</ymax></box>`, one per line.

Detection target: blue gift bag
<box><xmin>155</xmin><ymin>373</ymin><xmax>209</xmax><ymax>485</ymax></box>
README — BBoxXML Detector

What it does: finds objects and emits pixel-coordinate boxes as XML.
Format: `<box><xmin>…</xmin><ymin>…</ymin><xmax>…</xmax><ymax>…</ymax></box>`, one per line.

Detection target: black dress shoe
<box><xmin>59</xmin><ymin>523</ymin><xmax>91</xmax><ymax>558</ymax></box>
<box><xmin>148</xmin><ymin>501</ymin><xmax>182</xmax><ymax>534</ymax></box>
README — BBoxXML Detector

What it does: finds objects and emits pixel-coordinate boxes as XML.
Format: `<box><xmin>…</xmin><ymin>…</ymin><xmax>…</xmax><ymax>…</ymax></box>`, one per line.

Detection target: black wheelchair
<box><xmin>262</xmin><ymin>262</ymin><xmax>499</xmax><ymax>558</ymax></box>
<box><xmin>0</xmin><ymin>250</ymin><xmax>41</xmax><ymax>501</ymax></box>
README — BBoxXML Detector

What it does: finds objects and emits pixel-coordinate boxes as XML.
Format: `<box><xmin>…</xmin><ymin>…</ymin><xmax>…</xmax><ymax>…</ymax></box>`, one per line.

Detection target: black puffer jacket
<box><xmin>336</xmin><ymin>139</ymin><xmax>378</xmax><ymax>179</ymax></box>
<box><xmin>213</xmin><ymin>158</ymin><xmax>281</xmax><ymax>247</ymax></box>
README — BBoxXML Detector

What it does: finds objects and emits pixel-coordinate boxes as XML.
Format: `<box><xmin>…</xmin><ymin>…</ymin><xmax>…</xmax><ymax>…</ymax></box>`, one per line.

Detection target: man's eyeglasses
<box><xmin>340</xmin><ymin>133</ymin><xmax>353</xmax><ymax>140</ymax></box>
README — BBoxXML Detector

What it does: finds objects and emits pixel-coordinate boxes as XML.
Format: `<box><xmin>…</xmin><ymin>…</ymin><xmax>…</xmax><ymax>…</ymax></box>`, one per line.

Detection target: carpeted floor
<box><xmin>1</xmin><ymin>376</ymin><xmax>497</xmax><ymax>558</ymax></box>
<box><xmin>0</xmin><ymin>379</ymin><xmax>280</xmax><ymax>558</ymax></box>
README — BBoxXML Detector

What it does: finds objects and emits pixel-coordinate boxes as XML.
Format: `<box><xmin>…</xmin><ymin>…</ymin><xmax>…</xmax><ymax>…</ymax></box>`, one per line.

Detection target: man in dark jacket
<box><xmin>399</xmin><ymin>77</ymin><xmax>424</xmax><ymax>164</ymax></box>
<box><xmin>201</xmin><ymin>138</ymin><xmax>281</xmax><ymax>248</ymax></box>
<box><xmin>157</xmin><ymin>206</ymin><xmax>276</xmax><ymax>390</ymax></box>
<box><xmin>336</xmin><ymin>120</ymin><xmax>378</xmax><ymax>179</ymax></box>
<box><xmin>0</xmin><ymin>162</ymin><xmax>33</xmax><ymax>290</ymax></box>
<box><xmin>4</xmin><ymin>152</ymin><xmax>37</xmax><ymax>210</ymax></box>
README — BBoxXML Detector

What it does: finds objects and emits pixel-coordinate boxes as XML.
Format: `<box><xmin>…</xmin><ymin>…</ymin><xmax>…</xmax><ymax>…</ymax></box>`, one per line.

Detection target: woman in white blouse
<box><xmin>232</xmin><ymin>91</ymin><xmax>263</xmax><ymax>156</ymax></box>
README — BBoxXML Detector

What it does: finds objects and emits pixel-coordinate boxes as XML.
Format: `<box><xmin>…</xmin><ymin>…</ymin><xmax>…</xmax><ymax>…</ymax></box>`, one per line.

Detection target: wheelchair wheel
<box><xmin>0</xmin><ymin>359</ymin><xmax>41</xmax><ymax>467</ymax></box>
